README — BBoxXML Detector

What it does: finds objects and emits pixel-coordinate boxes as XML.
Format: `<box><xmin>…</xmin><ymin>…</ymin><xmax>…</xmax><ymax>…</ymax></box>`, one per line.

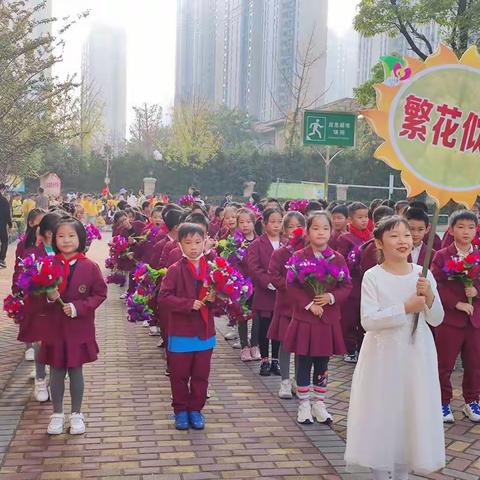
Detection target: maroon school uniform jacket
<box><xmin>247</xmin><ymin>234</ymin><xmax>280</xmax><ymax>316</ymax></box>
<box><xmin>283</xmin><ymin>247</ymin><xmax>352</xmax><ymax>357</ymax></box>
<box><xmin>16</xmin><ymin>243</ymin><xmax>50</xmax><ymax>343</ymax></box>
<box><xmin>117</xmin><ymin>221</ymin><xmax>145</xmax><ymax>272</ymax></box>
<box><xmin>208</xmin><ymin>220</ymin><xmax>221</xmax><ymax>239</ymax></box>
<box><xmin>424</xmin><ymin>232</ymin><xmax>442</xmax><ymax>251</ymax></box>
<box><xmin>159</xmin><ymin>239</ymin><xmax>178</xmax><ymax>268</ymax></box>
<box><xmin>267</xmin><ymin>246</ymin><xmax>293</xmax><ymax>342</ymax></box>
<box><xmin>407</xmin><ymin>242</ymin><xmax>435</xmax><ymax>267</ymax></box>
<box><xmin>329</xmin><ymin>229</ymin><xmax>347</xmax><ymax>252</ymax></box>
<box><xmin>359</xmin><ymin>239</ymin><xmax>378</xmax><ymax>276</ymax></box>
<box><xmin>431</xmin><ymin>244</ymin><xmax>480</xmax><ymax>328</ymax></box>
<box><xmin>158</xmin><ymin>257</ymin><xmax>216</xmax><ymax>340</ymax></box>
<box><xmin>135</xmin><ymin>225</ymin><xmax>166</xmax><ymax>265</ymax></box>
<box><xmin>337</xmin><ymin>231</ymin><xmax>371</xmax><ymax>299</ymax></box>
<box><xmin>441</xmin><ymin>231</ymin><xmax>454</xmax><ymax>249</ymax></box>
<box><xmin>150</xmin><ymin>236</ymin><xmax>171</xmax><ymax>269</ymax></box>
<box><xmin>38</xmin><ymin>257</ymin><xmax>107</xmax><ymax>368</ymax></box>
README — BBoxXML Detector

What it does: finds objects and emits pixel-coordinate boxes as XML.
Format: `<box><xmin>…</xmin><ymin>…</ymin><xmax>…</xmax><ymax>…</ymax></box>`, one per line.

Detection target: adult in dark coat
<box><xmin>0</xmin><ymin>184</ymin><xmax>12</xmax><ymax>267</ymax></box>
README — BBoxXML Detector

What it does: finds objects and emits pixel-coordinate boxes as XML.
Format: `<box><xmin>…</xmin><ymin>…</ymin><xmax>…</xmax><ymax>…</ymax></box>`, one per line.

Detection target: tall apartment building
<box><xmin>357</xmin><ymin>22</ymin><xmax>440</xmax><ymax>84</ymax></box>
<box><xmin>175</xmin><ymin>0</ymin><xmax>328</xmax><ymax>123</ymax></box>
<box><xmin>325</xmin><ymin>28</ymin><xmax>359</xmax><ymax>103</ymax></box>
<box><xmin>82</xmin><ymin>24</ymin><xmax>127</xmax><ymax>153</ymax></box>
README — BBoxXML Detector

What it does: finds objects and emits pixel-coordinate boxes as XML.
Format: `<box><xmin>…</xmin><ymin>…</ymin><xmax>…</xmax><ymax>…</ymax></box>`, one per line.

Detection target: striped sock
<box><xmin>313</xmin><ymin>372</ymin><xmax>328</xmax><ymax>402</ymax></box>
<box><xmin>296</xmin><ymin>385</ymin><xmax>310</xmax><ymax>403</ymax></box>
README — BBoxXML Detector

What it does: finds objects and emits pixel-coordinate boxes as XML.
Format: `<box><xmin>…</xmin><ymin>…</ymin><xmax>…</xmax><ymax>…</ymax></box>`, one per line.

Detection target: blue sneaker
<box><xmin>189</xmin><ymin>411</ymin><xmax>205</xmax><ymax>430</ymax></box>
<box><xmin>442</xmin><ymin>404</ymin><xmax>454</xmax><ymax>423</ymax></box>
<box><xmin>174</xmin><ymin>411</ymin><xmax>189</xmax><ymax>430</ymax></box>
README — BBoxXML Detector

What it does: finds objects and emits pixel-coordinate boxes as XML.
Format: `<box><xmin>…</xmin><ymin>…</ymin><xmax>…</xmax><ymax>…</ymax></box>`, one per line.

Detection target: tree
<box><xmin>354</xmin><ymin>0</ymin><xmax>480</xmax><ymax>60</ymax></box>
<box><xmin>164</xmin><ymin>98</ymin><xmax>221</xmax><ymax>168</ymax></box>
<box><xmin>129</xmin><ymin>103</ymin><xmax>165</xmax><ymax>157</ymax></box>
<box><xmin>268</xmin><ymin>28</ymin><xmax>326</xmax><ymax>156</ymax></box>
<box><xmin>0</xmin><ymin>1</ymin><xmax>88</xmax><ymax>181</ymax></box>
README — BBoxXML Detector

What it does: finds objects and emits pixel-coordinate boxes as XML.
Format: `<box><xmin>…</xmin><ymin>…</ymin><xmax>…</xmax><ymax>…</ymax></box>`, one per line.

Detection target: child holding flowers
<box><xmin>283</xmin><ymin>211</ymin><xmax>352</xmax><ymax>424</ymax></box>
<box><xmin>345</xmin><ymin>216</ymin><xmax>444</xmax><ymax>479</ymax></box>
<box><xmin>267</xmin><ymin>211</ymin><xmax>306</xmax><ymax>398</ymax></box>
<box><xmin>431</xmin><ymin>209</ymin><xmax>480</xmax><ymax>423</ymax></box>
<box><xmin>41</xmin><ymin>217</ymin><xmax>107</xmax><ymax>435</ymax></box>
<box><xmin>158</xmin><ymin>223</ymin><xmax>217</xmax><ymax>431</ymax></box>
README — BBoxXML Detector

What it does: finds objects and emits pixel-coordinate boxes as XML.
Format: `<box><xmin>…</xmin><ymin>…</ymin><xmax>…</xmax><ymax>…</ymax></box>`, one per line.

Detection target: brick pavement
<box><xmin>0</xmin><ymin>238</ymin><xmax>479</xmax><ymax>479</ymax></box>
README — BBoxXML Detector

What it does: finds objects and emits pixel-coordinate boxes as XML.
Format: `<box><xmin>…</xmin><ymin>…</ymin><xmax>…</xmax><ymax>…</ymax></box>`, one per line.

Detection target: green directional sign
<box><xmin>303</xmin><ymin>110</ymin><xmax>356</xmax><ymax>147</ymax></box>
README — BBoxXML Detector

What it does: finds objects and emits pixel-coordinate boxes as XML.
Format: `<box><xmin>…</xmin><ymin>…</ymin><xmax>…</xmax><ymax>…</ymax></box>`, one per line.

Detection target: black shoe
<box><xmin>259</xmin><ymin>361</ymin><xmax>271</xmax><ymax>376</ymax></box>
<box><xmin>270</xmin><ymin>359</ymin><xmax>281</xmax><ymax>376</ymax></box>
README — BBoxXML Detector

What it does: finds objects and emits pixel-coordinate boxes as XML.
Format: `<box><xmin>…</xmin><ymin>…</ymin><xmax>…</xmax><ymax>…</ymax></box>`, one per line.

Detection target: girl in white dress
<box><xmin>345</xmin><ymin>216</ymin><xmax>445</xmax><ymax>480</ymax></box>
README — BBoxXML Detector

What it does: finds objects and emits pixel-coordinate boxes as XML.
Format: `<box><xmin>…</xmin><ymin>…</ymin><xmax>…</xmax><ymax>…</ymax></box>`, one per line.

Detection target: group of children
<box><xmin>11</xmin><ymin>191</ymin><xmax>480</xmax><ymax>479</ymax></box>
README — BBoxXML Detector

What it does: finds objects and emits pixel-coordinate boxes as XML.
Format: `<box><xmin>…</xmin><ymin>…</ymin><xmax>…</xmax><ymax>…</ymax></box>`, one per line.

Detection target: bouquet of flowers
<box><xmin>286</xmin><ymin>250</ymin><xmax>350</xmax><ymax>295</ymax></box>
<box><xmin>3</xmin><ymin>294</ymin><xmax>24</xmax><ymax>321</ymax></box>
<box><xmin>179</xmin><ymin>194</ymin><xmax>195</xmax><ymax>208</ymax></box>
<box><xmin>85</xmin><ymin>223</ymin><xmax>102</xmax><ymax>246</ymax></box>
<box><xmin>206</xmin><ymin>257</ymin><xmax>253</xmax><ymax>320</ymax></box>
<box><xmin>288</xmin><ymin>199</ymin><xmax>309</xmax><ymax>214</ymax></box>
<box><xmin>245</xmin><ymin>201</ymin><xmax>262</xmax><ymax>219</ymax></box>
<box><xmin>16</xmin><ymin>254</ymin><xmax>64</xmax><ymax>305</ymax></box>
<box><xmin>126</xmin><ymin>292</ymin><xmax>154</xmax><ymax>323</ymax></box>
<box><xmin>444</xmin><ymin>252</ymin><xmax>480</xmax><ymax>304</ymax></box>
<box><xmin>132</xmin><ymin>262</ymin><xmax>166</xmax><ymax>296</ymax></box>
<box><xmin>286</xmin><ymin>227</ymin><xmax>305</xmax><ymax>253</ymax></box>
<box><xmin>105</xmin><ymin>235</ymin><xmax>131</xmax><ymax>272</ymax></box>
<box><xmin>217</xmin><ymin>230</ymin><xmax>248</xmax><ymax>266</ymax></box>
<box><xmin>105</xmin><ymin>272</ymin><xmax>126</xmax><ymax>287</ymax></box>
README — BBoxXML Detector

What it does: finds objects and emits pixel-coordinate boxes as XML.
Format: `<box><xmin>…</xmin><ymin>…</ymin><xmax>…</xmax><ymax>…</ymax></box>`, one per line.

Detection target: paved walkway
<box><xmin>0</xmin><ymin>238</ymin><xmax>478</xmax><ymax>479</ymax></box>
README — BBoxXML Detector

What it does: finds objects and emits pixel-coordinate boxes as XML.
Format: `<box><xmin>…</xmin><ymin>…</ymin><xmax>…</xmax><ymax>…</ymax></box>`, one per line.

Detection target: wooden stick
<box><xmin>411</xmin><ymin>204</ymin><xmax>440</xmax><ymax>338</ymax></box>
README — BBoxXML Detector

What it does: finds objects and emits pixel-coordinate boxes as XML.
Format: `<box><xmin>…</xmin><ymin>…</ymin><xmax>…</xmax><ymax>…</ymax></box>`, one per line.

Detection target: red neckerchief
<box><xmin>349</xmin><ymin>225</ymin><xmax>372</xmax><ymax>242</ymax></box>
<box><xmin>56</xmin><ymin>253</ymin><xmax>86</xmax><ymax>293</ymax></box>
<box><xmin>185</xmin><ymin>256</ymin><xmax>209</xmax><ymax>336</ymax></box>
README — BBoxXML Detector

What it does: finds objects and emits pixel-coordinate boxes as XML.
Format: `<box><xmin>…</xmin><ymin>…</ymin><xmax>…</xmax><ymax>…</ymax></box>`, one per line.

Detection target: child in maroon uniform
<box><xmin>230</xmin><ymin>208</ymin><xmax>257</xmax><ymax>360</ymax></box>
<box><xmin>268</xmin><ymin>211</ymin><xmax>305</xmax><ymax>398</ymax></box>
<box><xmin>329</xmin><ymin>204</ymin><xmax>348</xmax><ymax>251</ymax></box>
<box><xmin>359</xmin><ymin>206</ymin><xmax>394</xmax><ymax>275</ymax></box>
<box><xmin>405</xmin><ymin>207</ymin><xmax>434</xmax><ymax>267</ymax></box>
<box><xmin>337</xmin><ymin>202</ymin><xmax>372</xmax><ymax>363</ymax></box>
<box><xmin>43</xmin><ymin>217</ymin><xmax>107</xmax><ymax>435</ymax></box>
<box><xmin>217</xmin><ymin>206</ymin><xmax>238</xmax><ymax>240</ymax></box>
<box><xmin>159</xmin><ymin>223</ymin><xmax>216</xmax><ymax>430</ymax></box>
<box><xmin>17</xmin><ymin>212</ymin><xmax>60</xmax><ymax>403</ymax></box>
<box><xmin>431</xmin><ymin>210</ymin><xmax>480</xmax><ymax>423</ymax></box>
<box><xmin>247</xmin><ymin>208</ymin><xmax>283</xmax><ymax>376</ymax></box>
<box><xmin>283</xmin><ymin>212</ymin><xmax>352</xmax><ymax>424</ymax></box>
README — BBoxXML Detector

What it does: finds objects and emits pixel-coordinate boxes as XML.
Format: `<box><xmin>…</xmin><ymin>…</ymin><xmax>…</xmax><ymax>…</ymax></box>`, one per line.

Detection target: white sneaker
<box><xmin>297</xmin><ymin>401</ymin><xmax>314</xmax><ymax>424</ymax></box>
<box><xmin>311</xmin><ymin>400</ymin><xmax>333</xmax><ymax>423</ymax></box>
<box><xmin>47</xmin><ymin>413</ymin><xmax>65</xmax><ymax>435</ymax></box>
<box><xmin>119</xmin><ymin>292</ymin><xmax>128</xmax><ymax>300</ymax></box>
<box><xmin>142</xmin><ymin>320</ymin><xmax>150</xmax><ymax>328</ymax></box>
<box><xmin>149</xmin><ymin>326</ymin><xmax>161</xmax><ymax>336</ymax></box>
<box><xmin>34</xmin><ymin>378</ymin><xmax>49</xmax><ymax>402</ymax></box>
<box><xmin>278</xmin><ymin>379</ymin><xmax>293</xmax><ymax>399</ymax></box>
<box><xmin>224</xmin><ymin>327</ymin><xmax>238</xmax><ymax>340</ymax></box>
<box><xmin>463</xmin><ymin>402</ymin><xmax>480</xmax><ymax>422</ymax></box>
<box><xmin>29</xmin><ymin>368</ymin><xmax>36</xmax><ymax>380</ymax></box>
<box><xmin>442</xmin><ymin>404</ymin><xmax>454</xmax><ymax>423</ymax></box>
<box><xmin>232</xmin><ymin>340</ymin><xmax>242</xmax><ymax>349</ymax></box>
<box><xmin>25</xmin><ymin>347</ymin><xmax>35</xmax><ymax>361</ymax></box>
<box><xmin>69</xmin><ymin>412</ymin><xmax>86</xmax><ymax>435</ymax></box>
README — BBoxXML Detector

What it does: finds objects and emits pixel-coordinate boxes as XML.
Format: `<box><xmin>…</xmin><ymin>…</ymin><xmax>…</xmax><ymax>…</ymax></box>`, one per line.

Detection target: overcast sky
<box><xmin>52</xmin><ymin>0</ymin><xmax>358</xmax><ymax>130</ymax></box>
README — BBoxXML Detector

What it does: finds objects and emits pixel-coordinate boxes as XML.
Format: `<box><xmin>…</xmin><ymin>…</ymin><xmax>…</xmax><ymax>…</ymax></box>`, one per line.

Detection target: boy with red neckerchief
<box><xmin>337</xmin><ymin>202</ymin><xmax>372</xmax><ymax>363</ymax></box>
<box><xmin>158</xmin><ymin>223</ymin><xmax>216</xmax><ymax>431</ymax></box>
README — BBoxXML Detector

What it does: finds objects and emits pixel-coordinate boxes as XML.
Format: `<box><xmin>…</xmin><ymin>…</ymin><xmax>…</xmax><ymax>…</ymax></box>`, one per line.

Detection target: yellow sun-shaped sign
<box><xmin>363</xmin><ymin>44</ymin><xmax>480</xmax><ymax>207</ymax></box>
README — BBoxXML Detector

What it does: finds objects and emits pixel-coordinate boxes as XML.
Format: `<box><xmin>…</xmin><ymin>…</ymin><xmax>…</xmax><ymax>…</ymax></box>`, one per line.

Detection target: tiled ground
<box><xmin>0</xmin><ymin>238</ymin><xmax>479</xmax><ymax>479</ymax></box>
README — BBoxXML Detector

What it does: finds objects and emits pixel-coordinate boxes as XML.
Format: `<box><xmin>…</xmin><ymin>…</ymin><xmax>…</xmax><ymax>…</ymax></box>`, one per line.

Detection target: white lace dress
<box><xmin>345</xmin><ymin>264</ymin><xmax>445</xmax><ymax>475</ymax></box>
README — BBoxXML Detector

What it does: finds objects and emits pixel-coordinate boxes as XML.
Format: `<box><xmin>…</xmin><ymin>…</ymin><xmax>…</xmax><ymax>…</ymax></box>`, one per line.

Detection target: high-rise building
<box><xmin>82</xmin><ymin>24</ymin><xmax>127</xmax><ymax>152</ymax></box>
<box><xmin>175</xmin><ymin>0</ymin><xmax>328</xmax><ymax>123</ymax></box>
<box><xmin>325</xmin><ymin>28</ymin><xmax>359</xmax><ymax>103</ymax></box>
<box><xmin>357</xmin><ymin>23</ymin><xmax>440</xmax><ymax>84</ymax></box>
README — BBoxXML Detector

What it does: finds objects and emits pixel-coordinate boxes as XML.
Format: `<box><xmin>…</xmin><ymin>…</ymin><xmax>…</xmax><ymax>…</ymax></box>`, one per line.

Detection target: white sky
<box><xmin>52</xmin><ymin>0</ymin><xmax>359</xmax><ymax>130</ymax></box>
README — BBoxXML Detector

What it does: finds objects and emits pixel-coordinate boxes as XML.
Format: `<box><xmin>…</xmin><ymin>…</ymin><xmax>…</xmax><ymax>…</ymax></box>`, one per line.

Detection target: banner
<box><xmin>363</xmin><ymin>44</ymin><xmax>480</xmax><ymax>207</ymax></box>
